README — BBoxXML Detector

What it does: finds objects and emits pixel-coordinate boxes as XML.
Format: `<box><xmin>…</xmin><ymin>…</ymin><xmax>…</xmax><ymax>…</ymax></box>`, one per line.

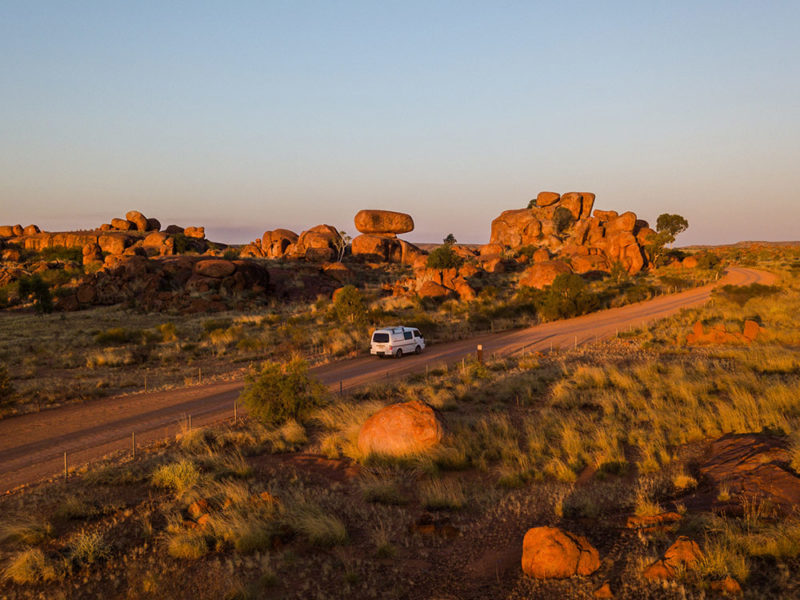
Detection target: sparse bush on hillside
<box><xmin>240</xmin><ymin>359</ymin><xmax>328</xmax><ymax>426</ymax></box>
<box><xmin>553</xmin><ymin>206</ymin><xmax>574</xmax><ymax>234</ymax></box>
<box><xmin>94</xmin><ymin>327</ymin><xmax>143</xmax><ymax>345</ymax></box>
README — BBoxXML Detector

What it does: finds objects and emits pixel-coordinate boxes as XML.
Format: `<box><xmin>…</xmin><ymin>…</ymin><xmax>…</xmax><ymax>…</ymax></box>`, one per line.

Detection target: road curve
<box><xmin>0</xmin><ymin>267</ymin><xmax>775</xmax><ymax>493</ymax></box>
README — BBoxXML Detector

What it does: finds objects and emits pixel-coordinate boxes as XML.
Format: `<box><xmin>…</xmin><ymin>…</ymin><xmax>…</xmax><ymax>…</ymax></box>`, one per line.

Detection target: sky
<box><xmin>1</xmin><ymin>1</ymin><xmax>798</xmax><ymax>246</ymax></box>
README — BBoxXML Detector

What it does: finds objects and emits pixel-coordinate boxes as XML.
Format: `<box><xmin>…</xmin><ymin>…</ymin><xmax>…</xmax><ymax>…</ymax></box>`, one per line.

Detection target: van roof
<box><xmin>373</xmin><ymin>326</ymin><xmax>417</xmax><ymax>333</ymax></box>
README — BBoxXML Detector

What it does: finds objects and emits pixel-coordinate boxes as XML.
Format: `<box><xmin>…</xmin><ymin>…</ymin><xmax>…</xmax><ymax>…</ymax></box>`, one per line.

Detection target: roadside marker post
<box><xmin>477</xmin><ymin>344</ymin><xmax>484</xmax><ymax>364</ymax></box>
<box><xmin>64</xmin><ymin>452</ymin><xmax>67</xmax><ymax>482</ymax></box>
<box><xmin>132</xmin><ymin>432</ymin><xmax>135</xmax><ymax>459</ymax></box>
<box><xmin>574</xmin><ymin>335</ymin><xmax>577</xmax><ymax>349</ymax></box>
<box><xmin>234</xmin><ymin>400</ymin><xmax>237</xmax><ymax>423</ymax></box>
<box><xmin>339</xmin><ymin>381</ymin><xmax>343</xmax><ymax>396</ymax></box>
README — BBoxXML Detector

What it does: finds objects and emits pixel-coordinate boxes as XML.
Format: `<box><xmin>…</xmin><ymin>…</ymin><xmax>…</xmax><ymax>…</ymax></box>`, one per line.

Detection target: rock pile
<box><xmin>101</xmin><ymin>210</ymin><xmax>161</xmax><ymax>233</ymax></box>
<box><xmin>242</xmin><ymin>225</ymin><xmax>343</xmax><ymax>262</ymax></box>
<box><xmin>487</xmin><ymin>192</ymin><xmax>656</xmax><ymax>285</ymax></box>
<box><xmin>58</xmin><ymin>256</ymin><xmax>270</xmax><ymax>313</ymax></box>
<box><xmin>351</xmin><ymin>210</ymin><xmax>424</xmax><ymax>264</ymax></box>
<box><xmin>686</xmin><ymin>320</ymin><xmax>760</xmax><ymax>345</ymax></box>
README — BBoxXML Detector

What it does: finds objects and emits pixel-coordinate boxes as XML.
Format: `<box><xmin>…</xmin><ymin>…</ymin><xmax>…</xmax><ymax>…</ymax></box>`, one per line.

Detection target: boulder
<box><xmin>521</xmin><ymin>526</ymin><xmax>600</xmax><ymax>579</ymax></box>
<box><xmin>519</xmin><ymin>260</ymin><xmax>573</xmax><ymax>289</ymax></box>
<box><xmin>417</xmin><ymin>280</ymin><xmax>452</xmax><ymax>299</ymax></box>
<box><xmin>23</xmin><ymin>224</ymin><xmax>41</xmax><ymax>236</ymax></box>
<box><xmin>165</xmin><ymin>225</ymin><xmax>184</xmax><ymax>235</ymax></box>
<box><xmin>125</xmin><ymin>211</ymin><xmax>149</xmax><ymax>232</ymax></box>
<box><xmin>560</xmin><ymin>192</ymin><xmax>583</xmax><ymax>221</ymax></box>
<box><xmin>143</xmin><ymin>232</ymin><xmax>174</xmax><ymax>256</ymax></box>
<box><xmin>605</xmin><ymin>211</ymin><xmax>637</xmax><ymax>234</ymax></box>
<box><xmin>111</xmin><ymin>218</ymin><xmax>135</xmax><ymax>231</ymax></box>
<box><xmin>490</xmin><ymin>209</ymin><xmax>541</xmax><ymax>248</ymax></box>
<box><xmin>532</xmin><ymin>248</ymin><xmax>551</xmax><ymax>263</ymax></box>
<box><xmin>536</xmin><ymin>191</ymin><xmax>561</xmax><ymax>207</ymax></box>
<box><xmin>354</xmin><ymin>209</ymin><xmax>414</xmax><ymax>234</ymax></box>
<box><xmin>643</xmin><ymin>537</ymin><xmax>703</xmax><ymax>580</ymax></box>
<box><xmin>357</xmin><ymin>400</ymin><xmax>444</xmax><ymax>457</ymax></box>
<box><xmin>82</xmin><ymin>243</ymin><xmax>103</xmax><ymax>266</ymax></box>
<box><xmin>351</xmin><ymin>234</ymin><xmax>402</xmax><ymax>263</ymax></box>
<box><xmin>261</xmin><ymin>229</ymin><xmax>299</xmax><ymax>258</ymax></box>
<box><xmin>0</xmin><ymin>226</ymin><xmax>15</xmax><ymax>238</ymax></box>
<box><xmin>572</xmin><ymin>254</ymin><xmax>610</xmax><ymax>274</ymax></box>
<box><xmin>453</xmin><ymin>277</ymin><xmax>476</xmax><ymax>301</ymax></box>
<box><xmin>98</xmin><ymin>234</ymin><xmax>130</xmax><ymax>255</ymax></box>
<box><xmin>185</xmin><ymin>226</ymin><xmax>205</xmax><ymax>239</ymax></box>
<box><xmin>146</xmin><ymin>218</ymin><xmax>161</xmax><ymax>232</ymax></box>
<box><xmin>195</xmin><ymin>259</ymin><xmax>236</xmax><ymax>279</ymax></box>
<box><xmin>99</xmin><ymin>223</ymin><xmax>113</xmax><ymax>231</ymax></box>
<box><xmin>682</xmin><ymin>256</ymin><xmax>699</xmax><ymax>269</ymax></box>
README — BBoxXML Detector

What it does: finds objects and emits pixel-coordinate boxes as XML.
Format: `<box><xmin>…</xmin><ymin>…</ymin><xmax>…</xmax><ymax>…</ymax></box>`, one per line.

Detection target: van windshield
<box><xmin>372</xmin><ymin>333</ymin><xmax>390</xmax><ymax>343</ymax></box>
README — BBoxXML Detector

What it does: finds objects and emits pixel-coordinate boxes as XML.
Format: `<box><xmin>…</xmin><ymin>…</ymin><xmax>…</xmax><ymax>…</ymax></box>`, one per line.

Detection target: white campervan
<box><xmin>370</xmin><ymin>326</ymin><xmax>425</xmax><ymax>358</ymax></box>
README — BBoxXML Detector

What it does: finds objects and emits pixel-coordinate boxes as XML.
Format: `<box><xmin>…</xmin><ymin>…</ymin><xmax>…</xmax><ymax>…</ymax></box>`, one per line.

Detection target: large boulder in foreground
<box><xmin>521</xmin><ymin>526</ymin><xmax>600</xmax><ymax>579</ymax></box>
<box><xmin>357</xmin><ymin>400</ymin><xmax>444</xmax><ymax>457</ymax></box>
<box><xmin>354</xmin><ymin>209</ymin><xmax>414</xmax><ymax>234</ymax></box>
<box><xmin>518</xmin><ymin>260</ymin><xmax>572</xmax><ymax>289</ymax></box>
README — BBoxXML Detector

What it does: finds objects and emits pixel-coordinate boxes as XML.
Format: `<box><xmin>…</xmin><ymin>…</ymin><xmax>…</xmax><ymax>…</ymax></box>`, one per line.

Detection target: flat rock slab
<box><xmin>689</xmin><ymin>433</ymin><xmax>800</xmax><ymax>511</ymax></box>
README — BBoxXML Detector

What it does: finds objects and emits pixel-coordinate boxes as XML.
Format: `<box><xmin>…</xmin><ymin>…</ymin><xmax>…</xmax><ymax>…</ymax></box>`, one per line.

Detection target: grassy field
<box><xmin>0</xmin><ymin>249</ymin><xmax>722</xmax><ymax>418</ymax></box>
<box><xmin>2</xmin><ymin>247</ymin><xmax>799</xmax><ymax>598</ymax></box>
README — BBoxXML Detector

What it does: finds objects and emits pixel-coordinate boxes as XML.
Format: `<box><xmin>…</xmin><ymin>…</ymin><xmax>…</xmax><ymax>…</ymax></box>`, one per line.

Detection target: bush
<box><xmin>203</xmin><ymin>318</ymin><xmax>233</xmax><ymax>334</ymax></box>
<box><xmin>536</xmin><ymin>273</ymin><xmax>598</xmax><ymax>321</ymax></box>
<box><xmin>714</xmin><ymin>283</ymin><xmax>780</xmax><ymax>306</ymax></box>
<box><xmin>3</xmin><ymin>548</ymin><xmax>57</xmax><ymax>584</ymax></box>
<box><xmin>553</xmin><ymin>206</ymin><xmax>574</xmax><ymax>234</ymax></box>
<box><xmin>94</xmin><ymin>327</ymin><xmax>143</xmax><ymax>345</ymax></box>
<box><xmin>239</xmin><ymin>359</ymin><xmax>328</xmax><ymax>425</ymax></box>
<box><xmin>37</xmin><ymin>245</ymin><xmax>83</xmax><ymax>262</ymax></box>
<box><xmin>426</xmin><ymin>245</ymin><xmax>463</xmax><ymax>270</ymax></box>
<box><xmin>0</xmin><ymin>364</ymin><xmax>13</xmax><ymax>408</ymax></box>
<box><xmin>18</xmin><ymin>275</ymin><xmax>53</xmax><ymax>314</ymax></box>
<box><xmin>333</xmin><ymin>285</ymin><xmax>367</xmax><ymax>324</ymax></box>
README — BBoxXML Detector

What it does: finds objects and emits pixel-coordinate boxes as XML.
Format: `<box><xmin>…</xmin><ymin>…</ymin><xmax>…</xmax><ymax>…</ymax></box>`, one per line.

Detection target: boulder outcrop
<box><xmin>489</xmin><ymin>192</ymin><xmax>649</xmax><ymax>275</ymax></box>
<box><xmin>519</xmin><ymin>260</ymin><xmax>573</xmax><ymax>289</ymax></box>
<box><xmin>357</xmin><ymin>400</ymin><xmax>444</xmax><ymax>457</ymax></box>
<box><xmin>686</xmin><ymin>320</ymin><xmax>760</xmax><ymax>345</ymax></box>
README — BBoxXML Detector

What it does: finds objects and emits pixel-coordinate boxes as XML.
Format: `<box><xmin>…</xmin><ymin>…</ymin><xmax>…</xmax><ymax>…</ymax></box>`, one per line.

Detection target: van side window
<box><xmin>413</xmin><ymin>330</ymin><xmax>420</xmax><ymax>338</ymax></box>
<box><xmin>404</xmin><ymin>331</ymin><xmax>412</xmax><ymax>340</ymax></box>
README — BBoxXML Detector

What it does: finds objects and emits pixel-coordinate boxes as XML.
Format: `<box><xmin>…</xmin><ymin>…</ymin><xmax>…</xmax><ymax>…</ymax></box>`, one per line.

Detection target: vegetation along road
<box><xmin>0</xmin><ymin>267</ymin><xmax>774</xmax><ymax>493</ymax></box>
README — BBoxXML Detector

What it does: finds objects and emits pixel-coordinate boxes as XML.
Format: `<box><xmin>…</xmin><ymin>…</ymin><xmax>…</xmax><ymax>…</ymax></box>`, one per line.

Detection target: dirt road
<box><xmin>0</xmin><ymin>267</ymin><xmax>774</xmax><ymax>493</ymax></box>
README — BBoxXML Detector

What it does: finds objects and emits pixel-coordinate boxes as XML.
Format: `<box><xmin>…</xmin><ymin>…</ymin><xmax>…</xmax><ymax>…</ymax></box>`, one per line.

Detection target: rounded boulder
<box><xmin>357</xmin><ymin>400</ymin><xmax>444</xmax><ymax>457</ymax></box>
<box><xmin>195</xmin><ymin>259</ymin><xmax>236</xmax><ymax>279</ymax></box>
<box><xmin>521</xmin><ymin>526</ymin><xmax>600</xmax><ymax>579</ymax></box>
<box><xmin>354</xmin><ymin>210</ymin><xmax>414</xmax><ymax>235</ymax></box>
<box><xmin>519</xmin><ymin>260</ymin><xmax>573</xmax><ymax>289</ymax></box>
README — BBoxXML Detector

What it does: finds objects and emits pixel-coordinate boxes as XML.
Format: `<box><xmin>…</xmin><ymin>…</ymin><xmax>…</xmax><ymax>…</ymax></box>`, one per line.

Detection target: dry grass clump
<box><xmin>166</xmin><ymin>530</ymin><xmax>209</xmax><ymax>560</ymax></box>
<box><xmin>0</xmin><ymin>516</ymin><xmax>52</xmax><ymax>546</ymax></box>
<box><xmin>69</xmin><ymin>529</ymin><xmax>110</xmax><ymax>566</ymax></box>
<box><xmin>151</xmin><ymin>459</ymin><xmax>201</xmax><ymax>497</ymax></box>
<box><xmin>313</xmin><ymin>399</ymin><xmax>385</xmax><ymax>460</ymax></box>
<box><xmin>288</xmin><ymin>503</ymin><xmax>348</xmax><ymax>547</ymax></box>
<box><xmin>419</xmin><ymin>478</ymin><xmax>466</xmax><ymax>510</ymax></box>
<box><xmin>2</xmin><ymin>548</ymin><xmax>57</xmax><ymax>584</ymax></box>
<box><xmin>359</xmin><ymin>469</ymin><xmax>408</xmax><ymax>505</ymax></box>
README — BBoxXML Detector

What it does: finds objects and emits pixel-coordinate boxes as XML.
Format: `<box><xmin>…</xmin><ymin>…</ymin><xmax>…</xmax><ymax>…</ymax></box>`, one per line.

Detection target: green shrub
<box><xmin>426</xmin><ymin>245</ymin><xmax>463</xmax><ymax>269</ymax></box>
<box><xmin>536</xmin><ymin>273</ymin><xmax>598</xmax><ymax>321</ymax></box>
<box><xmin>38</xmin><ymin>245</ymin><xmax>83</xmax><ymax>262</ymax></box>
<box><xmin>69</xmin><ymin>529</ymin><xmax>109</xmax><ymax>566</ymax></box>
<box><xmin>333</xmin><ymin>285</ymin><xmax>367</xmax><ymax>324</ymax></box>
<box><xmin>17</xmin><ymin>275</ymin><xmax>53</xmax><ymax>314</ymax></box>
<box><xmin>222</xmin><ymin>248</ymin><xmax>240</xmax><ymax>260</ymax></box>
<box><xmin>203</xmin><ymin>318</ymin><xmax>233</xmax><ymax>334</ymax></box>
<box><xmin>239</xmin><ymin>359</ymin><xmax>328</xmax><ymax>425</ymax></box>
<box><xmin>553</xmin><ymin>206</ymin><xmax>574</xmax><ymax>234</ymax></box>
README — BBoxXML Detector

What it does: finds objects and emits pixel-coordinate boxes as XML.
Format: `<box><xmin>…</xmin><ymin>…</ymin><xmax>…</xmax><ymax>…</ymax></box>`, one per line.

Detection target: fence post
<box><xmin>234</xmin><ymin>400</ymin><xmax>237</xmax><ymax>423</ymax></box>
<box><xmin>574</xmin><ymin>335</ymin><xmax>577</xmax><ymax>349</ymax></box>
<box><xmin>477</xmin><ymin>344</ymin><xmax>484</xmax><ymax>364</ymax></box>
<box><xmin>64</xmin><ymin>452</ymin><xmax>68</xmax><ymax>482</ymax></box>
<box><xmin>132</xmin><ymin>431</ymin><xmax>135</xmax><ymax>458</ymax></box>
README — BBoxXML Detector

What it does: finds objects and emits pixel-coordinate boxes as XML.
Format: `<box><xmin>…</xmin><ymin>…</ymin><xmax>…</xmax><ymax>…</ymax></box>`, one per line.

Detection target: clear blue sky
<box><xmin>1</xmin><ymin>1</ymin><xmax>798</xmax><ymax>245</ymax></box>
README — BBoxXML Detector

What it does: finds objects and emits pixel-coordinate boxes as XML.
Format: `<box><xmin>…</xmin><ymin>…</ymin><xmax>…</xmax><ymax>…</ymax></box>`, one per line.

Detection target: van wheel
<box><xmin>415</xmin><ymin>345</ymin><xmax>422</xmax><ymax>355</ymax></box>
<box><xmin>395</xmin><ymin>349</ymin><xmax>403</xmax><ymax>359</ymax></box>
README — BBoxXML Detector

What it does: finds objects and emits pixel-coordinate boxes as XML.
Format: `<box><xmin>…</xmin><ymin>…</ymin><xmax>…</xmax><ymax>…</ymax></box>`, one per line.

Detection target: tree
<box><xmin>333</xmin><ymin>285</ymin><xmax>367</xmax><ymax>324</ymax></box>
<box><xmin>239</xmin><ymin>358</ymin><xmax>328</xmax><ymax>425</ymax></box>
<box><xmin>332</xmin><ymin>230</ymin><xmax>351</xmax><ymax>263</ymax></box>
<box><xmin>645</xmin><ymin>213</ymin><xmax>689</xmax><ymax>267</ymax></box>
<box><xmin>527</xmin><ymin>198</ymin><xmax>537</xmax><ymax>209</ymax></box>
<box><xmin>443</xmin><ymin>233</ymin><xmax>457</xmax><ymax>245</ymax></box>
<box><xmin>18</xmin><ymin>275</ymin><xmax>53</xmax><ymax>315</ymax></box>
